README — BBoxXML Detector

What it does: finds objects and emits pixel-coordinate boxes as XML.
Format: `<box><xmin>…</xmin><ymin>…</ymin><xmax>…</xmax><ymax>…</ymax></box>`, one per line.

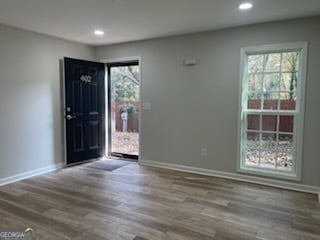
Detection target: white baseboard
<box><xmin>0</xmin><ymin>163</ymin><xmax>63</xmax><ymax>186</ymax></box>
<box><xmin>140</xmin><ymin>160</ymin><xmax>320</xmax><ymax>196</ymax></box>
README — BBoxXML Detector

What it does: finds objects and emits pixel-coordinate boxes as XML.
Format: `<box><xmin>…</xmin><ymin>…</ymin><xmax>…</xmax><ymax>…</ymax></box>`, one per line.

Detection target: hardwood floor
<box><xmin>0</xmin><ymin>162</ymin><xmax>319</xmax><ymax>240</ymax></box>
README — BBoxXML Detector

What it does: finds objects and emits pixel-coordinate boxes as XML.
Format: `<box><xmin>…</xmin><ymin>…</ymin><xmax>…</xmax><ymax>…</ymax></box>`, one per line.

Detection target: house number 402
<box><xmin>80</xmin><ymin>75</ymin><xmax>92</xmax><ymax>83</ymax></box>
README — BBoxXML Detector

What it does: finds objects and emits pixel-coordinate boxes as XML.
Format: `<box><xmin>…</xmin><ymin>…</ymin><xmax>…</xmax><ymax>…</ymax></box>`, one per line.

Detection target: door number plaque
<box><xmin>80</xmin><ymin>75</ymin><xmax>92</xmax><ymax>83</ymax></box>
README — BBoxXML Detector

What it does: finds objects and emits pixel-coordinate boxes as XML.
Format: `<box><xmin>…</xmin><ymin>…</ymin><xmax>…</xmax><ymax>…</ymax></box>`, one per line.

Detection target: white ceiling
<box><xmin>0</xmin><ymin>0</ymin><xmax>320</xmax><ymax>46</ymax></box>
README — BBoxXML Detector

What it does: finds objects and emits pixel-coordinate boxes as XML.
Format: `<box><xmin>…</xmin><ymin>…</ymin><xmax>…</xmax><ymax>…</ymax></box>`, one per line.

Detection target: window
<box><xmin>238</xmin><ymin>42</ymin><xmax>307</xmax><ymax>180</ymax></box>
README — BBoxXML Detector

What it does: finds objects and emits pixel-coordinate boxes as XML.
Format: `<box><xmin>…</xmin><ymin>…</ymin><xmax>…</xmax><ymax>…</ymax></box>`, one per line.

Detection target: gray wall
<box><xmin>0</xmin><ymin>17</ymin><xmax>318</xmax><ymax>187</ymax></box>
<box><xmin>0</xmin><ymin>24</ymin><xmax>95</xmax><ymax>179</ymax></box>
<box><xmin>96</xmin><ymin>17</ymin><xmax>320</xmax><ymax>187</ymax></box>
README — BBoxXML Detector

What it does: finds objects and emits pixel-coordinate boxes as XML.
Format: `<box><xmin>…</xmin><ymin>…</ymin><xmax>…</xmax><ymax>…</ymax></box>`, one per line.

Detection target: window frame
<box><xmin>237</xmin><ymin>42</ymin><xmax>308</xmax><ymax>181</ymax></box>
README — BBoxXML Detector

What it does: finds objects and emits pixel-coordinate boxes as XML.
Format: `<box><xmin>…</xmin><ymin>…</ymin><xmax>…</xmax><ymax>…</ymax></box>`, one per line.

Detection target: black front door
<box><xmin>64</xmin><ymin>58</ymin><xmax>105</xmax><ymax>165</ymax></box>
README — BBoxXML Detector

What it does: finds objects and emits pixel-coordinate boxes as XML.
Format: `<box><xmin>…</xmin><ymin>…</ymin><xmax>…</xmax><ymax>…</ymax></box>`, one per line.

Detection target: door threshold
<box><xmin>108</xmin><ymin>154</ymin><xmax>138</xmax><ymax>161</ymax></box>
<box><xmin>66</xmin><ymin>157</ymin><xmax>106</xmax><ymax>167</ymax></box>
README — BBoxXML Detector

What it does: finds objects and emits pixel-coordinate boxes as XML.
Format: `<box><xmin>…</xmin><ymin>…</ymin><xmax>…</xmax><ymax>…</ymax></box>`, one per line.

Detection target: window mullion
<box><xmin>258</xmin><ymin>113</ymin><xmax>262</xmax><ymax>167</ymax></box>
<box><xmin>258</xmin><ymin>55</ymin><xmax>267</xmax><ymax>168</ymax></box>
<box><xmin>246</xmin><ymin>110</ymin><xmax>297</xmax><ymax>115</ymax></box>
<box><xmin>274</xmin><ymin>53</ymin><xmax>284</xmax><ymax>169</ymax></box>
<box><xmin>275</xmin><ymin>114</ymin><xmax>280</xmax><ymax>169</ymax></box>
<box><xmin>278</xmin><ymin>53</ymin><xmax>283</xmax><ymax>111</ymax></box>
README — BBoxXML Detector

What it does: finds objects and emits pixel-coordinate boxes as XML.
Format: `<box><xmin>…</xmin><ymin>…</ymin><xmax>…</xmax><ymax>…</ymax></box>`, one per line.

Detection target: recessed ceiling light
<box><xmin>239</xmin><ymin>2</ymin><xmax>253</xmax><ymax>10</ymax></box>
<box><xmin>94</xmin><ymin>30</ymin><xmax>105</xmax><ymax>36</ymax></box>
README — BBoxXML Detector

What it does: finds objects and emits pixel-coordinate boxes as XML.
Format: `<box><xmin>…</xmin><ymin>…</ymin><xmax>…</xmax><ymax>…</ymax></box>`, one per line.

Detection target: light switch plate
<box><xmin>142</xmin><ymin>102</ymin><xmax>152</xmax><ymax>110</ymax></box>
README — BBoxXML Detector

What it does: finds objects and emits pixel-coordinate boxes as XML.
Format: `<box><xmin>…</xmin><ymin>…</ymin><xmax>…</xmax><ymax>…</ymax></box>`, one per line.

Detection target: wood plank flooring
<box><xmin>0</xmin><ymin>162</ymin><xmax>319</xmax><ymax>240</ymax></box>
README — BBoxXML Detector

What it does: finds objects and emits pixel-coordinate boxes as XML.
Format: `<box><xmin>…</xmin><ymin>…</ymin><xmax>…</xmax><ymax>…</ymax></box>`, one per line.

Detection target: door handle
<box><xmin>66</xmin><ymin>115</ymin><xmax>76</xmax><ymax>120</ymax></box>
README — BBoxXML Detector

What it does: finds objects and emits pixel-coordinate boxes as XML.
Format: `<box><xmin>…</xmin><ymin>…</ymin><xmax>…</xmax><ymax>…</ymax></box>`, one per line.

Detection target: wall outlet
<box><xmin>201</xmin><ymin>148</ymin><xmax>207</xmax><ymax>157</ymax></box>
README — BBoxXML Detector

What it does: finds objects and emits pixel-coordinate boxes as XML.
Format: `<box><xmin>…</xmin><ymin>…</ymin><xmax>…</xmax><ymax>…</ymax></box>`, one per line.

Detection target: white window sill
<box><xmin>238</xmin><ymin>165</ymin><xmax>301</xmax><ymax>182</ymax></box>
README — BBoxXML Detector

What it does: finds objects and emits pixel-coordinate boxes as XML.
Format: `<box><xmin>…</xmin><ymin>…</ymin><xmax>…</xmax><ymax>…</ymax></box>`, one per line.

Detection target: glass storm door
<box><xmin>107</xmin><ymin>61</ymin><xmax>140</xmax><ymax>159</ymax></box>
